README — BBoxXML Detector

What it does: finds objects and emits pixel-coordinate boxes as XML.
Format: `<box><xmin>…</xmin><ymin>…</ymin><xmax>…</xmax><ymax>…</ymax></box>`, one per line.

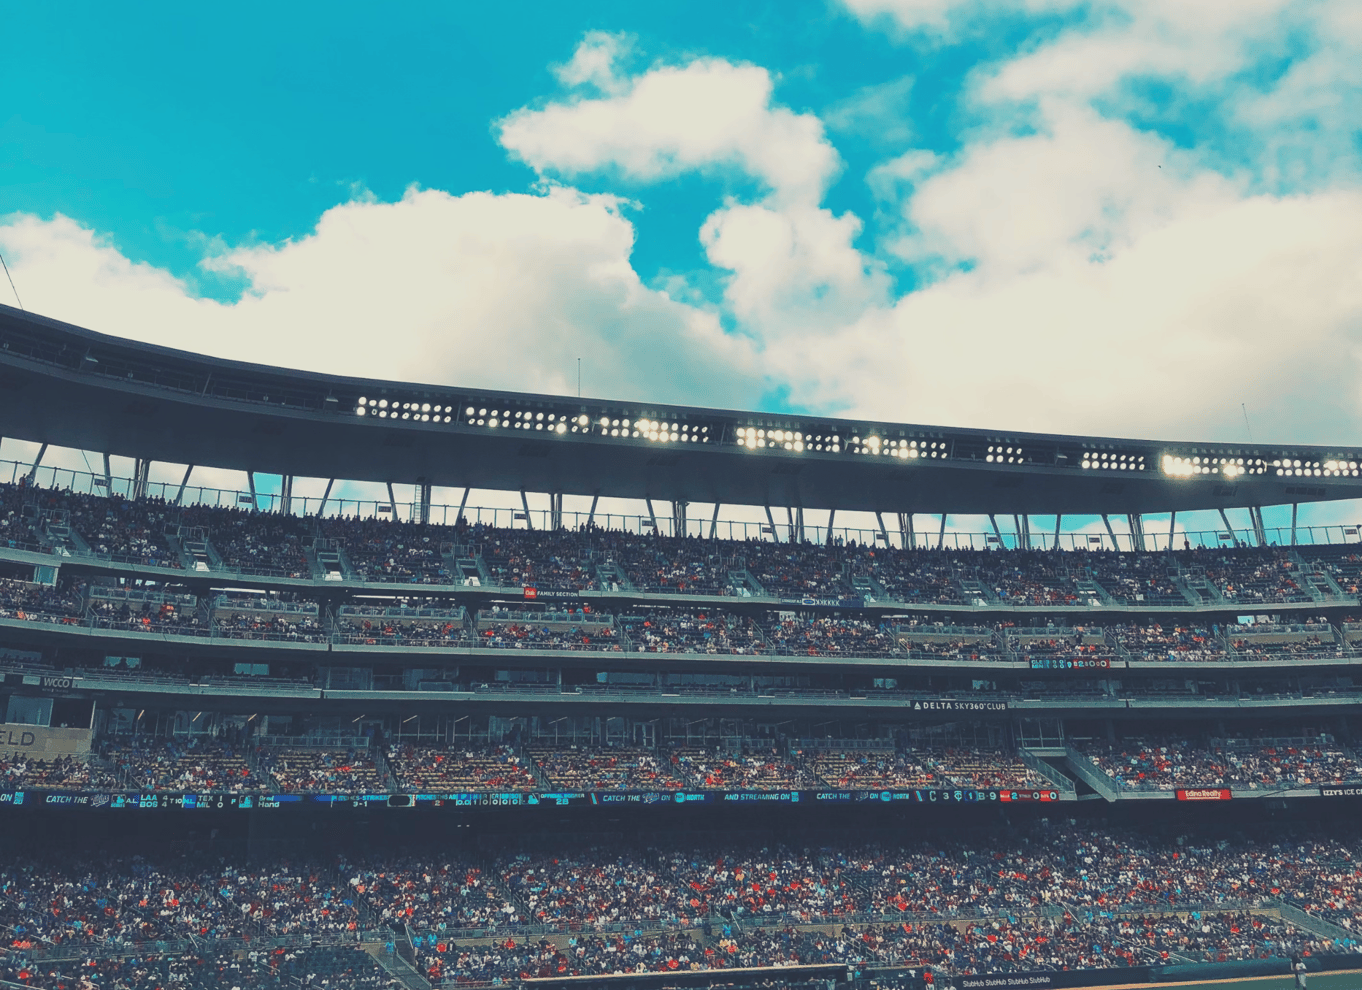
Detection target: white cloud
<box><xmin>7</xmin><ymin>24</ymin><xmax>1362</xmax><ymax>477</ymax></box>
<box><xmin>824</xmin><ymin>75</ymin><xmax>917</xmax><ymax>146</ymax></box>
<box><xmin>896</xmin><ymin>105</ymin><xmax>1234</xmax><ymax>273</ymax></box>
<box><xmin>553</xmin><ymin>30</ymin><xmax>634</xmax><ymax>93</ymax></box>
<box><xmin>979</xmin><ymin>0</ymin><xmax>1302</xmax><ymax>103</ymax></box>
<box><xmin>499</xmin><ymin>40</ymin><xmax>888</xmax><ymax>349</ymax></box>
<box><xmin>701</xmin><ymin>202</ymin><xmax>889</xmax><ymax>336</ymax></box>
<box><xmin>782</xmin><ymin>174</ymin><xmax>1362</xmax><ymax>443</ymax></box>
<box><xmin>0</xmin><ymin>187</ymin><xmax>761</xmax><ymax>409</ymax></box>
<box><xmin>838</xmin><ymin>0</ymin><xmax>967</xmax><ymax>34</ymax></box>
<box><xmin>499</xmin><ymin>50</ymin><xmax>839</xmax><ymax>204</ymax></box>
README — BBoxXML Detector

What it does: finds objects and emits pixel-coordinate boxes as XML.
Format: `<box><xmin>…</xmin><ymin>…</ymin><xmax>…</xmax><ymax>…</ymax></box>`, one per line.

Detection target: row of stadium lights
<box><xmin>849</xmin><ymin>437</ymin><xmax>943</xmax><ymax>458</ymax></box>
<box><xmin>1161</xmin><ymin>455</ymin><xmax>1268</xmax><ymax>478</ymax></box>
<box><xmin>354</xmin><ymin>398</ymin><xmax>455</xmax><ymax>422</ymax></box>
<box><xmin>1274</xmin><ymin>458</ymin><xmax>1358</xmax><ymax>478</ymax></box>
<box><xmin>989</xmin><ymin>445</ymin><xmax>1028</xmax><ymax>465</ymax></box>
<box><xmin>349</xmin><ymin>402</ymin><xmax>1360</xmax><ymax>480</ymax></box>
<box><xmin>351</xmin><ymin>398</ymin><xmax>950</xmax><ymax>459</ymax></box>
<box><xmin>737</xmin><ymin>428</ymin><xmax>835</xmax><ymax>452</ymax></box>
<box><xmin>1081</xmin><ymin>452</ymin><xmax>1145</xmax><ymax>471</ymax></box>
<box><xmin>598</xmin><ymin>418</ymin><xmax>709</xmax><ymax>441</ymax></box>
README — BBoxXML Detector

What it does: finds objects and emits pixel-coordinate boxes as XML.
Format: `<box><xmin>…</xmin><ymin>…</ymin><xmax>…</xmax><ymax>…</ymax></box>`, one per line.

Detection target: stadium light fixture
<box><xmin>1080</xmin><ymin>451</ymin><xmax>1145</xmax><ymax>472</ymax></box>
<box><xmin>1163</xmin><ymin>454</ymin><xmax>1267</xmax><ymax>478</ymax></box>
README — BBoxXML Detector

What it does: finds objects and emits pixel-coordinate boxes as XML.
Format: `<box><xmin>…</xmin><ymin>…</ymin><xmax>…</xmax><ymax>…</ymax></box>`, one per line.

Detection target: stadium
<box><xmin>4</xmin><ymin>299</ymin><xmax>1362</xmax><ymax>990</ymax></box>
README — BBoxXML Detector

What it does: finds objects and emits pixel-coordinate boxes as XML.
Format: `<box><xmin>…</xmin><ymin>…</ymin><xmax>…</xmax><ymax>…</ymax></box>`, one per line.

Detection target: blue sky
<box><xmin>2</xmin><ymin>0</ymin><xmax>1362</xmax><ymax>535</ymax></box>
<box><xmin>2</xmin><ymin>1</ymin><xmax>996</xmax><ymax>300</ymax></box>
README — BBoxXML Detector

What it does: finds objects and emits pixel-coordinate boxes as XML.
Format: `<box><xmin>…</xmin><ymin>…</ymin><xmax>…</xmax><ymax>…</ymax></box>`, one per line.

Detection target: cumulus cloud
<box><xmin>0</xmin><ymin>187</ymin><xmax>761</xmax><ymax>408</ymax></box>
<box><xmin>498</xmin><ymin>37</ymin><xmax>888</xmax><ymax>346</ymax></box>
<box><xmin>499</xmin><ymin>37</ymin><xmax>840</xmax><ymax>205</ymax></box>
<box><xmin>553</xmin><ymin>30</ymin><xmax>634</xmax><ymax>93</ymax></box>
<box><xmin>843</xmin><ymin>0</ymin><xmax>1353</xmax><ymax>192</ymax></box>
<box><xmin>6</xmin><ymin>20</ymin><xmax>1362</xmax><ymax>465</ymax></box>
<box><xmin>766</xmin><ymin>108</ymin><xmax>1362</xmax><ymax>442</ymax></box>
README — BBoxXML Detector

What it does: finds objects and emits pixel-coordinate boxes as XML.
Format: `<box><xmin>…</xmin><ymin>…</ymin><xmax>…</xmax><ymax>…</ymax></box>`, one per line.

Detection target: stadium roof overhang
<box><xmin>2</xmin><ymin>302</ymin><xmax>1360</xmax><ymax>516</ymax></box>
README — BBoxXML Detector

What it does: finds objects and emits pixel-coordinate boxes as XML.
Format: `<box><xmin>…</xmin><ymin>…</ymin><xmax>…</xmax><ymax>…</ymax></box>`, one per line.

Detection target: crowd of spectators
<box><xmin>971</xmin><ymin>552</ymin><xmax>1082</xmax><ymax>607</ymax></box>
<box><xmin>1079</xmin><ymin>554</ymin><xmax>1186</xmax><ymax>605</ymax></box>
<box><xmin>0</xmin><ymin>753</ymin><xmax>116</xmax><ymax>790</ymax></box>
<box><xmin>764</xmin><ymin>616</ymin><xmax>898</xmax><ymax>657</ymax></box>
<box><xmin>0</xmin><ymin>575</ymin><xmax>85</xmax><ymax>624</ymax></box>
<box><xmin>189</xmin><ymin>505</ymin><xmax>313</xmax><ymax>578</ymax></box>
<box><xmin>89</xmin><ymin>594</ymin><xmax>202</xmax><ymax>635</ymax></box>
<box><xmin>340</xmin><ymin>616</ymin><xmax>469</xmax><ymax>647</ymax></box>
<box><xmin>1078</xmin><ymin>736</ymin><xmax>1362</xmax><ymax>790</ymax></box>
<box><xmin>479</xmin><ymin>619</ymin><xmax>621</xmax><ymax>651</ymax></box>
<box><xmin>1229</xmin><ymin>621</ymin><xmax>1349</xmax><ymax>660</ymax></box>
<box><xmin>214</xmin><ymin>609</ymin><xmax>326</xmax><ymax>642</ymax></box>
<box><xmin>61</xmin><ymin>492</ymin><xmax>181</xmax><ymax>567</ymax></box>
<box><xmin>261</xmin><ymin>748</ymin><xmax>388</xmax><ymax>794</ymax></box>
<box><xmin>804</xmin><ymin>748</ymin><xmax>1045</xmax><ymax>791</ymax></box>
<box><xmin>387</xmin><ymin>744</ymin><xmax>539</xmax><ymax>792</ymax></box>
<box><xmin>500</xmin><ymin>849</ymin><xmax>696</xmax><ymax>926</ymax></box>
<box><xmin>675</xmin><ymin>748</ymin><xmax>818</xmax><ymax>790</ymax></box>
<box><xmin>321</xmin><ymin>517</ymin><xmax>454</xmax><ymax>584</ymax></box>
<box><xmin>808</xmin><ymin>750</ymin><xmax>938</xmax><ymax>789</ymax></box>
<box><xmin>528</xmin><ymin>746</ymin><xmax>689</xmax><ymax>790</ymax></box>
<box><xmin>0</xmin><ymin>945</ymin><xmax>404</xmax><ymax>990</ymax></box>
<box><xmin>1189</xmin><ymin>550</ymin><xmax>1313</xmax><ymax>604</ymax></box>
<box><xmin>621</xmin><ymin>609</ymin><xmax>766</xmax><ymax>654</ymax></box>
<box><xmin>476</xmin><ymin>529</ymin><xmax>601</xmax><ymax>591</ymax></box>
<box><xmin>7</xmin><ymin>482</ymin><xmax>1362</xmax><ymax>612</ymax></box>
<box><xmin>101</xmin><ymin>735</ymin><xmax>264</xmax><ymax>793</ymax></box>
<box><xmin>349</xmin><ymin>855</ymin><xmax>516</xmax><ymax>931</ymax></box>
<box><xmin>1119</xmin><ymin>622</ymin><xmax>1227</xmax><ymax>662</ymax></box>
<box><xmin>6</xmin><ymin>823</ymin><xmax>1362</xmax><ymax>983</ymax></box>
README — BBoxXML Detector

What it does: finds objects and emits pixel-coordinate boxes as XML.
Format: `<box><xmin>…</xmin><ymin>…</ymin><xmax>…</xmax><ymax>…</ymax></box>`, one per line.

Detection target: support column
<box><xmin>672</xmin><ymin>500</ymin><xmax>688</xmax><ymax>538</ymax></box>
<box><xmin>317</xmin><ymin>478</ymin><xmax>335</xmax><ymax>517</ymax></box>
<box><xmin>709</xmin><ymin>502</ymin><xmax>721</xmax><ymax>540</ymax></box>
<box><xmin>454</xmin><ymin>487</ymin><xmax>471</xmax><ymax>526</ymax></box>
<box><xmin>281</xmin><ymin>475</ymin><xmax>295</xmax><ymax>516</ymax></box>
<box><xmin>586</xmin><ymin>494</ymin><xmax>600</xmax><ymax>529</ymax></box>
<box><xmin>1218</xmin><ymin>508</ymin><xmax>1236</xmax><ymax>545</ymax></box>
<box><xmin>1168</xmin><ymin>511</ymin><xmax>1177</xmax><ymax>551</ymax></box>
<box><xmin>898</xmin><ymin>512</ymin><xmax>914</xmax><ymax>550</ymax></box>
<box><xmin>417</xmin><ymin>479</ymin><xmax>433</xmax><ymax>525</ymax></box>
<box><xmin>937</xmin><ymin>513</ymin><xmax>947</xmax><ymax>550</ymax></box>
<box><xmin>1101</xmin><ymin>514</ymin><xmax>1120</xmax><ymax>550</ymax></box>
<box><xmin>174</xmin><ymin>465</ymin><xmax>194</xmax><ymax>506</ymax></box>
<box><xmin>520</xmin><ymin>490</ymin><xmax>534</xmax><ymax>530</ymax></box>
<box><xmin>1250</xmin><ymin>506</ymin><xmax>1268</xmax><ymax>546</ymax></box>
<box><xmin>988</xmin><ymin>514</ymin><xmax>1004</xmax><ymax>548</ymax></box>
<box><xmin>247</xmin><ymin>471</ymin><xmax>259</xmax><ymax>511</ymax></box>
<box><xmin>794</xmin><ymin>506</ymin><xmax>804</xmax><ymax>543</ymax></box>
<box><xmin>26</xmin><ymin>442</ymin><xmax>48</xmax><ymax>484</ymax></box>
<box><xmin>1016</xmin><ymin>515</ymin><xmax>1031</xmax><ymax>548</ymax></box>
<box><xmin>1291</xmin><ymin>503</ymin><xmax>1298</xmax><ymax>546</ymax></box>
<box><xmin>1053</xmin><ymin>514</ymin><xmax>1063</xmax><ymax>551</ymax></box>
<box><xmin>1127</xmin><ymin>513</ymin><xmax>1146</xmax><ymax>552</ymax></box>
<box><xmin>644</xmin><ymin>498</ymin><xmax>659</xmax><ymax>534</ymax></box>
<box><xmin>875</xmin><ymin>511</ymin><xmax>890</xmax><ymax>546</ymax></box>
<box><xmin>132</xmin><ymin>458</ymin><xmax>150</xmax><ymax>500</ymax></box>
<box><xmin>825</xmin><ymin>508</ymin><xmax>836</xmax><ymax>545</ymax></box>
<box><xmin>387</xmin><ymin>481</ymin><xmax>400</xmax><ymax>520</ymax></box>
<box><xmin>764</xmin><ymin>505</ymin><xmax>780</xmax><ymax>542</ymax></box>
<box><xmin>102</xmin><ymin>453</ymin><xmax>113</xmax><ymax>493</ymax></box>
<box><xmin>550</xmin><ymin>493</ymin><xmax>563</xmax><ymax>531</ymax></box>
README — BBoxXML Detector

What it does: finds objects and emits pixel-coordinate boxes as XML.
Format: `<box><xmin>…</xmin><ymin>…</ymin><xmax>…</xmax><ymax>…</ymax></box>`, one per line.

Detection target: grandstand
<box><xmin>4</xmin><ymin>303</ymin><xmax>1362</xmax><ymax>990</ymax></box>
